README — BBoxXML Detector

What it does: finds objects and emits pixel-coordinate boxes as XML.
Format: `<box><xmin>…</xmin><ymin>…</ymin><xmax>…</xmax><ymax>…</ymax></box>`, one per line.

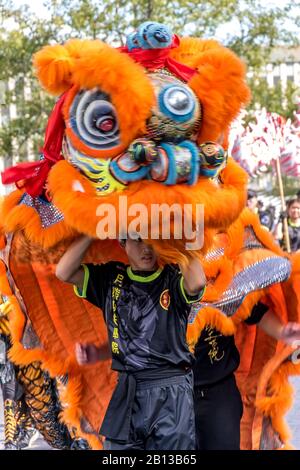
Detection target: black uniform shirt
<box><xmin>75</xmin><ymin>262</ymin><xmax>205</xmax><ymax>372</ymax></box>
<box><xmin>193</xmin><ymin>301</ymin><xmax>269</xmax><ymax>387</ymax></box>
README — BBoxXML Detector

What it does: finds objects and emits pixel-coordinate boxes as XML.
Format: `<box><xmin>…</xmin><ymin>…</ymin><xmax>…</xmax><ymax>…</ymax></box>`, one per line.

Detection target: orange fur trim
<box><xmin>0</xmin><ymin>278</ymin><xmax>107</xmax><ymax>450</ymax></box>
<box><xmin>236</xmin><ymin>275</ymin><xmax>297</xmax><ymax>450</ymax></box>
<box><xmin>0</xmin><ymin>260</ymin><xmax>12</xmax><ymax>296</ymax></box>
<box><xmin>280</xmin><ymin>252</ymin><xmax>300</xmax><ymax>325</ymax></box>
<box><xmin>0</xmin><ymin>234</ymin><xmax>6</xmax><ymax>250</ymax></box>
<box><xmin>33</xmin><ymin>45</ymin><xmax>75</xmax><ymax>95</ymax></box>
<box><xmin>4</xmin><ymin>240</ymin><xmax>117</xmax><ymax>449</ymax></box>
<box><xmin>290</xmin><ymin>251</ymin><xmax>300</xmax><ymax>274</ymax></box>
<box><xmin>49</xmin><ymin>158</ymin><xmax>247</xmax><ymax>258</ymax></box>
<box><xmin>256</xmin><ymin>356</ymin><xmax>300</xmax><ymax>447</ymax></box>
<box><xmin>7</xmin><ymin>294</ymin><xmax>70</xmax><ymax>370</ymax></box>
<box><xmin>170</xmin><ymin>37</ymin><xmax>222</xmax><ymax>67</ymax></box>
<box><xmin>225</xmin><ymin>208</ymin><xmax>285</xmax><ymax>259</ymax></box>
<box><xmin>33</xmin><ymin>40</ymin><xmax>106</xmax><ymax>95</ymax></box>
<box><xmin>202</xmin><ymin>256</ymin><xmax>233</xmax><ymax>301</ymax></box>
<box><xmin>0</xmin><ymin>188</ymin><xmax>24</xmax><ymax>221</ymax></box>
<box><xmin>6</xmin><ymin>289</ymin><xmax>107</xmax><ymax>449</ymax></box>
<box><xmin>8</xmin><ymin>294</ymin><xmax>46</xmax><ymax>364</ymax></box>
<box><xmin>0</xmin><ymin>189</ymin><xmax>76</xmax><ymax>248</ymax></box>
<box><xmin>186</xmin><ymin>45</ymin><xmax>250</xmax><ymax>144</ymax></box>
<box><xmin>59</xmin><ymin>373</ymin><xmax>103</xmax><ymax>449</ymax></box>
<box><xmin>61</xmin><ymin>375</ymin><xmax>108</xmax><ymax>450</ymax></box>
<box><xmin>187</xmin><ymin>306</ymin><xmax>236</xmax><ymax>351</ymax></box>
<box><xmin>233</xmin><ymin>290</ymin><xmax>267</xmax><ymax>325</ymax></box>
<box><xmin>64</xmin><ymin>38</ymin><xmax>106</xmax><ymax>59</ymax></box>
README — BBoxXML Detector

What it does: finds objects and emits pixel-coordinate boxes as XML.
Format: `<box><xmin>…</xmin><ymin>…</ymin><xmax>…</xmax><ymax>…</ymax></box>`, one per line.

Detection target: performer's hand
<box><xmin>75</xmin><ymin>342</ymin><xmax>101</xmax><ymax>365</ymax></box>
<box><xmin>180</xmin><ymin>256</ymin><xmax>206</xmax><ymax>297</ymax></box>
<box><xmin>279</xmin><ymin>323</ymin><xmax>300</xmax><ymax>348</ymax></box>
<box><xmin>279</xmin><ymin>210</ymin><xmax>287</xmax><ymax>222</ymax></box>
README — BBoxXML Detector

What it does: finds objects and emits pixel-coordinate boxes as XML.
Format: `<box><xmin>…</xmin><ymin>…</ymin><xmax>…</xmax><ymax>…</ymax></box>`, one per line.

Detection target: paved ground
<box><xmin>1</xmin><ymin>377</ymin><xmax>300</xmax><ymax>450</ymax></box>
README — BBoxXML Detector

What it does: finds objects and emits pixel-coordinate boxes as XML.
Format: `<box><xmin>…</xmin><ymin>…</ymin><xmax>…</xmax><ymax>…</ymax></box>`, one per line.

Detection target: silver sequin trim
<box><xmin>205</xmin><ymin>247</ymin><xmax>225</xmax><ymax>261</ymax></box>
<box><xmin>204</xmin><ymin>226</ymin><xmax>264</xmax><ymax>262</ymax></box>
<box><xmin>188</xmin><ymin>256</ymin><xmax>291</xmax><ymax>323</ymax></box>
<box><xmin>19</xmin><ymin>194</ymin><xmax>64</xmax><ymax>228</ymax></box>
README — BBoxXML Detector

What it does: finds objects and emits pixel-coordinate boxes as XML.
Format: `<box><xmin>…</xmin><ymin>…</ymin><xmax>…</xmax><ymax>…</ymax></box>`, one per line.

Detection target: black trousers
<box><xmin>104</xmin><ymin>372</ymin><xmax>195</xmax><ymax>450</ymax></box>
<box><xmin>194</xmin><ymin>374</ymin><xmax>243</xmax><ymax>450</ymax></box>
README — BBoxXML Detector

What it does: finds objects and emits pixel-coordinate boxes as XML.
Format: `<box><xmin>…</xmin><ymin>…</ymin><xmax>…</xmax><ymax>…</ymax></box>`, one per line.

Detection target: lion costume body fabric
<box><xmin>0</xmin><ymin>22</ymin><xmax>299</xmax><ymax>449</ymax></box>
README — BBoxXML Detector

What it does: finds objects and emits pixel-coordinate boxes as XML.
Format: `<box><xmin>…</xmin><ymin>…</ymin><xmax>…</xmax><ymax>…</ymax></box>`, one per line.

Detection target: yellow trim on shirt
<box><xmin>126</xmin><ymin>266</ymin><xmax>162</xmax><ymax>283</ymax></box>
<box><xmin>73</xmin><ymin>264</ymin><xmax>90</xmax><ymax>298</ymax></box>
<box><xmin>179</xmin><ymin>276</ymin><xmax>206</xmax><ymax>304</ymax></box>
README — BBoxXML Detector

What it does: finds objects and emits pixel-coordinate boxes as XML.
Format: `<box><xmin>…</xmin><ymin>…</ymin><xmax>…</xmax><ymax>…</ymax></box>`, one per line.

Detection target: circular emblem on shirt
<box><xmin>160</xmin><ymin>289</ymin><xmax>170</xmax><ymax>310</ymax></box>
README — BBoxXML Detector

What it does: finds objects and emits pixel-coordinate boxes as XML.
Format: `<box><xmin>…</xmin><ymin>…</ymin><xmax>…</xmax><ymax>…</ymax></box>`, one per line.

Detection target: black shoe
<box><xmin>70</xmin><ymin>438</ymin><xmax>91</xmax><ymax>450</ymax></box>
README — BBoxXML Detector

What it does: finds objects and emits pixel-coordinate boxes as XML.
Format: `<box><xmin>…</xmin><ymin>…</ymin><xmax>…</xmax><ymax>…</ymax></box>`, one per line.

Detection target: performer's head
<box><xmin>247</xmin><ymin>189</ymin><xmax>258</xmax><ymax>212</ymax></box>
<box><xmin>119</xmin><ymin>236</ymin><xmax>158</xmax><ymax>271</ymax></box>
<box><xmin>287</xmin><ymin>198</ymin><xmax>300</xmax><ymax>223</ymax></box>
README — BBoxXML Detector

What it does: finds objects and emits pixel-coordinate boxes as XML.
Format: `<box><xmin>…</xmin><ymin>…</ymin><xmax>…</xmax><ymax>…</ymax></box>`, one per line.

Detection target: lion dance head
<box><xmin>1</xmin><ymin>22</ymin><xmax>250</xmax><ymax>262</ymax></box>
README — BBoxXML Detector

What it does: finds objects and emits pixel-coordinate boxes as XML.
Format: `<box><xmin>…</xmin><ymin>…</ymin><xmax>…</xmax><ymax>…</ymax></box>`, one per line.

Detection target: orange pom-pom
<box><xmin>33</xmin><ymin>45</ymin><xmax>74</xmax><ymax>95</ymax></box>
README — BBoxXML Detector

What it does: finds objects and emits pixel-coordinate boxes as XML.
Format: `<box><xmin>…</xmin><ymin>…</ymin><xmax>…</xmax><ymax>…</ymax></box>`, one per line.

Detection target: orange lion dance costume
<box><xmin>0</xmin><ymin>22</ymin><xmax>299</xmax><ymax>449</ymax></box>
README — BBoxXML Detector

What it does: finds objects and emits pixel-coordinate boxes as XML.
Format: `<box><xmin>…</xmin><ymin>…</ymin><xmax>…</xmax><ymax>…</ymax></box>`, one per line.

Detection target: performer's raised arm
<box><xmin>180</xmin><ymin>257</ymin><xmax>207</xmax><ymax>297</ymax></box>
<box><xmin>258</xmin><ymin>309</ymin><xmax>300</xmax><ymax>346</ymax></box>
<box><xmin>55</xmin><ymin>235</ymin><xmax>93</xmax><ymax>289</ymax></box>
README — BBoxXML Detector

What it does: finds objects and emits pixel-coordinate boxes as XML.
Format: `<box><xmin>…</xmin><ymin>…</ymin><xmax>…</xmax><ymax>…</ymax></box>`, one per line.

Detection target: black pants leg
<box><xmin>194</xmin><ymin>374</ymin><xmax>243</xmax><ymax>450</ymax></box>
<box><xmin>104</xmin><ymin>372</ymin><xmax>195</xmax><ymax>450</ymax></box>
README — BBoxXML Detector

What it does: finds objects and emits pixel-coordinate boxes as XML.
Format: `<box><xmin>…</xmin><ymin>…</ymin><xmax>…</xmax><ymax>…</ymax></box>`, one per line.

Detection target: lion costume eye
<box><xmin>69</xmin><ymin>88</ymin><xmax>120</xmax><ymax>150</ymax></box>
<box><xmin>159</xmin><ymin>85</ymin><xmax>195</xmax><ymax>122</ymax></box>
<box><xmin>146</xmin><ymin>73</ymin><xmax>202</xmax><ymax>142</ymax></box>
